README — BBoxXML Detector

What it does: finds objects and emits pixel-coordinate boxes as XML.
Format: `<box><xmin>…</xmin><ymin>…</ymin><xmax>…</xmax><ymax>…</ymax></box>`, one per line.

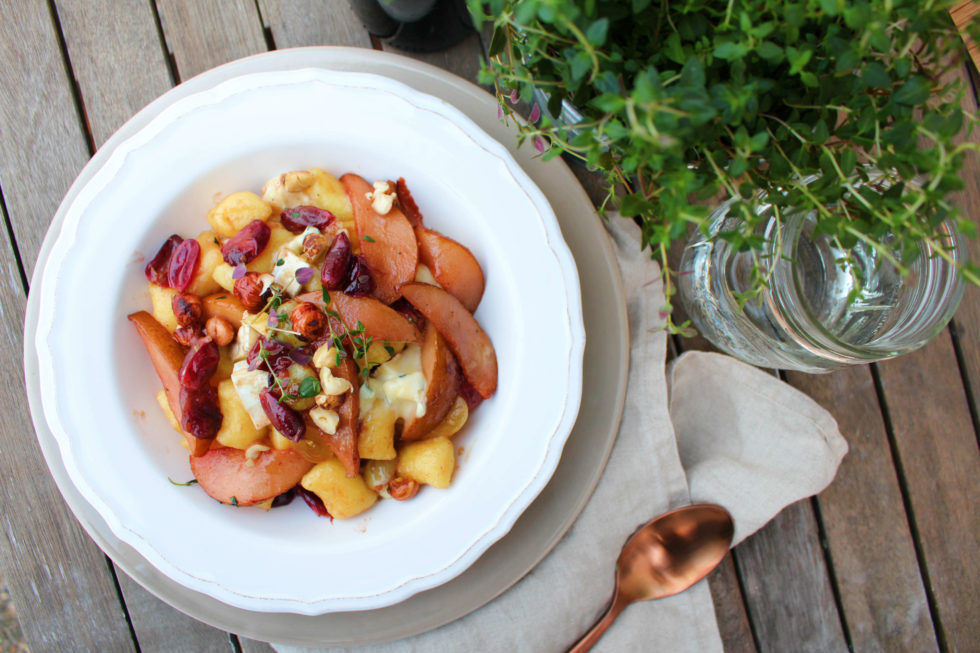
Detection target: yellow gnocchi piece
<box><xmin>185</xmin><ymin>231</ymin><xmax>224</xmax><ymax>296</ymax></box>
<box><xmin>207</xmin><ymin>191</ymin><xmax>273</xmax><ymax>237</ymax></box>
<box><xmin>358</xmin><ymin>405</ymin><xmax>397</xmax><ymax>460</ymax></box>
<box><xmin>213</xmin><ymin>345</ymin><xmax>235</xmax><ymax>383</ymax></box>
<box><xmin>214</xmin><ymin>379</ymin><xmax>268</xmax><ymax>450</ymax></box>
<box><xmin>396</xmin><ymin>437</ymin><xmax>455</xmax><ymax>489</ymax></box>
<box><xmin>262</xmin><ymin>167</ymin><xmax>354</xmax><ymax>232</ymax></box>
<box><xmin>270</xmin><ymin>429</ymin><xmax>294</xmax><ymax>450</ymax></box>
<box><xmin>212</xmin><ymin>262</ymin><xmax>236</xmax><ymax>292</ymax></box>
<box><xmin>246</xmin><ymin>223</ymin><xmax>293</xmax><ymax>274</ymax></box>
<box><xmin>148</xmin><ymin>283</ymin><xmax>179</xmax><ymax>333</ymax></box>
<box><xmin>301</xmin><ymin>459</ymin><xmax>378</xmax><ymax>519</ymax></box>
<box><xmin>155</xmin><ymin>389</ymin><xmax>182</xmax><ymax>434</ymax></box>
<box><xmin>423</xmin><ymin>396</ymin><xmax>469</xmax><ymax>440</ymax></box>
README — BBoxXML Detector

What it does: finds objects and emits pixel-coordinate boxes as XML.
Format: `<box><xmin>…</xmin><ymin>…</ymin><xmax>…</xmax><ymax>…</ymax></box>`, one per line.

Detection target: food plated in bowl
<box><xmin>34</xmin><ymin>69</ymin><xmax>584</xmax><ymax>614</ymax></box>
<box><xmin>132</xmin><ymin>165</ymin><xmax>496</xmax><ymax>517</ymax></box>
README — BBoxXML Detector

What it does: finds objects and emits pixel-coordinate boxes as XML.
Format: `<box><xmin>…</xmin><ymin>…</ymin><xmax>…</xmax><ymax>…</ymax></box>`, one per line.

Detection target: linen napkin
<box><xmin>274</xmin><ymin>216</ymin><xmax>847</xmax><ymax>653</ymax></box>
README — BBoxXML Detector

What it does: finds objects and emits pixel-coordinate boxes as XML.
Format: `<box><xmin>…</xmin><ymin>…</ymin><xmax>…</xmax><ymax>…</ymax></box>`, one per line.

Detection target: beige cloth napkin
<box><xmin>274</xmin><ymin>216</ymin><xmax>847</xmax><ymax>653</ymax></box>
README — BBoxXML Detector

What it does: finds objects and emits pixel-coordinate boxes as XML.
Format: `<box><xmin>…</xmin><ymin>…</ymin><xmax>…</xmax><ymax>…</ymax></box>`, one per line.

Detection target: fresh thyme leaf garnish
<box><xmin>299</xmin><ymin>376</ymin><xmax>321</xmax><ymax>398</ymax></box>
<box><xmin>168</xmin><ymin>477</ymin><xmax>198</xmax><ymax>487</ymax></box>
<box><xmin>362</xmin><ymin>235</ymin><xmax>375</xmax><ymax>243</ymax></box>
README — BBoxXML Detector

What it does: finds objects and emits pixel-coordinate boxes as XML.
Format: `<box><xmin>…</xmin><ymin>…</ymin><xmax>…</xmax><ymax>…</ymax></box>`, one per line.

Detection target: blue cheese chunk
<box><xmin>359</xmin><ymin>344</ymin><xmax>427</xmax><ymax>420</ymax></box>
<box><xmin>231</xmin><ymin>360</ymin><xmax>272</xmax><ymax>428</ymax></box>
<box><xmin>272</xmin><ymin>250</ymin><xmax>309</xmax><ymax>297</ymax></box>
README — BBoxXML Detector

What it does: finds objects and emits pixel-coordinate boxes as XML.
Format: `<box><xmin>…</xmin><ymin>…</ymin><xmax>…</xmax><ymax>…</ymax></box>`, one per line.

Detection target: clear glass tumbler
<box><xmin>678</xmin><ymin>197</ymin><xmax>967</xmax><ymax>372</ymax></box>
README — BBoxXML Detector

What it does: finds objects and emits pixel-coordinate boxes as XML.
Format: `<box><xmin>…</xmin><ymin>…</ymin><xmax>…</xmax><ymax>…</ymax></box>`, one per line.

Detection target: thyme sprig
<box><xmin>471</xmin><ymin>0</ymin><xmax>980</xmax><ymax>330</ymax></box>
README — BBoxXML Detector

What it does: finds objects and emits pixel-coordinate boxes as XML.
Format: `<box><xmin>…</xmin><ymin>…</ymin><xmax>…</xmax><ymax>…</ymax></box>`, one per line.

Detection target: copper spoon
<box><xmin>567</xmin><ymin>504</ymin><xmax>735</xmax><ymax>652</ymax></box>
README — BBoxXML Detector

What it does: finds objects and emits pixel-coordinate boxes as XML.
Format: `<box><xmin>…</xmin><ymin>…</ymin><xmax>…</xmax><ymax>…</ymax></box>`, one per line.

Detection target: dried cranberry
<box><xmin>271</xmin><ymin>488</ymin><xmax>295</xmax><ymax>508</ymax></box>
<box><xmin>259</xmin><ymin>388</ymin><xmax>304</xmax><ymax>440</ymax></box>
<box><xmin>390</xmin><ymin>298</ymin><xmax>423</xmax><ymax>327</ymax></box>
<box><xmin>221</xmin><ymin>220</ymin><xmax>270</xmax><ymax>266</ymax></box>
<box><xmin>179</xmin><ymin>384</ymin><xmax>222</xmax><ymax>439</ymax></box>
<box><xmin>178</xmin><ymin>337</ymin><xmax>219</xmax><ymax>390</ymax></box>
<box><xmin>395</xmin><ymin>178</ymin><xmax>423</xmax><ymax>227</ymax></box>
<box><xmin>296</xmin><ymin>486</ymin><xmax>332</xmax><ymax>519</ymax></box>
<box><xmin>247</xmin><ymin>336</ymin><xmax>287</xmax><ymax>370</ymax></box>
<box><xmin>280</xmin><ymin>205</ymin><xmax>335</xmax><ymax>233</ymax></box>
<box><xmin>459</xmin><ymin>377</ymin><xmax>484</xmax><ymax>411</ymax></box>
<box><xmin>168</xmin><ymin>238</ymin><xmax>201</xmax><ymax>291</ymax></box>
<box><xmin>320</xmin><ymin>232</ymin><xmax>352</xmax><ymax>290</ymax></box>
<box><xmin>144</xmin><ymin>235</ymin><xmax>183</xmax><ymax>286</ymax></box>
<box><xmin>343</xmin><ymin>255</ymin><xmax>375</xmax><ymax>297</ymax></box>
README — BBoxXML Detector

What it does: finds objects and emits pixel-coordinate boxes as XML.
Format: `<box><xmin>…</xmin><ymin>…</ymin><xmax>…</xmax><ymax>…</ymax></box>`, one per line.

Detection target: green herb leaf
<box><xmin>363</xmin><ymin>235</ymin><xmax>376</xmax><ymax>243</ymax></box>
<box><xmin>299</xmin><ymin>376</ymin><xmax>321</xmax><ymax>398</ymax></box>
<box><xmin>168</xmin><ymin>478</ymin><xmax>198</xmax><ymax>487</ymax></box>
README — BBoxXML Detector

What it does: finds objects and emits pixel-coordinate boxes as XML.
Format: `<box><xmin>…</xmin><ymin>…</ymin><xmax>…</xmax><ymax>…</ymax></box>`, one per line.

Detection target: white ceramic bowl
<box><xmin>34</xmin><ymin>69</ymin><xmax>584</xmax><ymax>614</ymax></box>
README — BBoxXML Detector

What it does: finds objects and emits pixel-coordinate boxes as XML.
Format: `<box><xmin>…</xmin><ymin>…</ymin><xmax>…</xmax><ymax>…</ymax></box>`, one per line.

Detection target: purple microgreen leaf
<box><xmin>529</xmin><ymin>103</ymin><xmax>541</xmax><ymax>122</ymax></box>
<box><xmin>232</xmin><ymin>263</ymin><xmax>246</xmax><ymax>280</ymax></box>
<box><xmin>290</xmin><ymin>347</ymin><xmax>312</xmax><ymax>365</ymax></box>
<box><xmin>295</xmin><ymin>267</ymin><xmax>314</xmax><ymax>284</ymax></box>
<box><xmin>267</xmin><ymin>313</ymin><xmax>279</xmax><ymax>327</ymax></box>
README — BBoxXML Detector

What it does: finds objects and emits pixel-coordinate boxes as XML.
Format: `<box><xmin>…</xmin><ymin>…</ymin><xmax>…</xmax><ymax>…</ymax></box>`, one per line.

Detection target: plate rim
<box><xmin>23</xmin><ymin>46</ymin><xmax>627</xmax><ymax>646</ymax></box>
<box><xmin>32</xmin><ymin>65</ymin><xmax>586</xmax><ymax>613</ymax></box>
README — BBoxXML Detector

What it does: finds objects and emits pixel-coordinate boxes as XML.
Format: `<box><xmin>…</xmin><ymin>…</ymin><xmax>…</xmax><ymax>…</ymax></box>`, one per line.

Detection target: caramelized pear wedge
<box><xmin>399</xmin><ymin>283</ymin><xmax>498</xmax><ymax>399</ymax></box>
<box><xmin>129</xmin><ymin>311</ymin><xmax>186</xmax><ymax>417</ymax></box>
<box><xmin>341</xmin><ymin>173</ymin><xmax>418</xmax><ymax>304</ymax></box>
<box><xmin>323</xmin><ymin>357</ymin><xmax>360</xmax><ymax>478</ymax></box>
<box><xmin>129</xmin><ymin>311</ymin><xmax>216</xmax><ymax>456</ymax></box>
<box><xmin>401</xmin><ymin>323</ymin><xmax>461</xmax><ymax>441</ymax></box>
<box><xmin>415</xmin><ymin>226</ymin><xmax>485</xmax><ymax>313</ymax></box>
<box><xmin>296</xmin><ymin>290</ymin><xmax>421</xmax><ymax>343</ymax></box>
<box><xmin>189</xmin><ymin>446</ymin><xmax>313</xmax><ymax>506</ymax></box>
<box><xmin>202</xmin><ymin>292</ymin><xmax>246</xmax><ymax>329</ymax></box>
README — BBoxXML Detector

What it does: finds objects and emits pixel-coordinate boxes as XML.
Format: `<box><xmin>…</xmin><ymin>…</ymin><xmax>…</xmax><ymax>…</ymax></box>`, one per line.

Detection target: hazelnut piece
<box><xmin>290</xmin><ymin>302</ymin><xmax>326</xmax><ymax>340</ymax></box>
<box><xmin>174</xmin><ymin>325</ymin><xmax>201</xmax><ymax>347</ymax></box>
<box><xmin>388</xmin><ymin>477</ymin><xmax>420</xmax><ymax>501</ymax></box>
<box><xmin>234</xmin><ymin>271</ymin><xmax>267</xmax><ymax>312</ymax></box>
<box><xmin>171</xmin><ymin>292</ymin><xmax>204</xmax><ymax>327</ymax></box>
<box><xmin>205</xmin><ymin>316</ymin><xmax>235</xmax><ymax>346</ymax></box>
<box><xmin>302</xmin><ymin>232</ymin><xmax>330</xmax><ymax>262</ymax></box>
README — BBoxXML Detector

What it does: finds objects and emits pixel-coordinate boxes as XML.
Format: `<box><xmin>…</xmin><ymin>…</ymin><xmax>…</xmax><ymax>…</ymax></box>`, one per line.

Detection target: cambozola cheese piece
<box><xmin>272</xmin><ymin>249</ymin><xmax>311</xmax><ymax>297</ymax></box>
<box><xmin>231</xmin><ymin>318</ymin><xmax>261</xmax><ymax>361</ymax></box>
<box><xmin>359</xmin><ymin>343</ymin><xmax>427</xmax><ymax>420</ymax></box>
<box><xmin>230</xmin><ymin>360</ymin><xmax>272</xmax><ymax>428</ymax></box>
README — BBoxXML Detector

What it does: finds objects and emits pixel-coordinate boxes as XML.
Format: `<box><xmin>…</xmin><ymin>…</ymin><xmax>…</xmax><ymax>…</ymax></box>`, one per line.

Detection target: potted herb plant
<box><xmin>468</xmin><ymin>0</ymin><xmax>979</xmax><ymax>364</ymax></box>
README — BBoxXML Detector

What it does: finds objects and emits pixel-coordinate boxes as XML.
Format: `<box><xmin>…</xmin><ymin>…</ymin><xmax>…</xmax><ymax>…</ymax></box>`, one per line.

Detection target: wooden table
<box><xmin>1</xmin><ymin>2</ymin><xmax>977</xmax><ymax>651</ymax></box>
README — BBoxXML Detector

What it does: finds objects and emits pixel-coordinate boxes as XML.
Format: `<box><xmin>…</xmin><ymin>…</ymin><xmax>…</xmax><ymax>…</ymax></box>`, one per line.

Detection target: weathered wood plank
<box><xmin>50</xmin><ymin>1</ymin><xmax>242</xmax><ymax>645</ymax></box>
<box><xmin>54</xmin><ymin>0</ymin><xmax>172</xmax><ymax>148</ymax></box>
<box><xmin>258</xmin><ymin>0</ymin><xmax>371</xmax><ymax>48</ymax></box>
<box><xmin>0</xmin><ymin>1</ymin><xmax>137</xmax><ymax>649</ymax></box>
<box><xmin>786</xmin><ymin>366</ymin><xmax>939</xmax><ymax>652</ymax></box>
<box><xmin>0</xmin><ymin>0</ymin><xmax>91</xmax><ymax>272</ymax></box>
<box><xmin>156</xmin><ymin>0</ymin><xmax>267</xmax><ymax>81</ymax></box>
<box><xmin>0</xmin><ymin>222</ymin><xmax>135</xmax><ymax>653</ymax></box>
<box><xmin>734</xmin><ymin>500</ymin><xmax>848</xmax><ymax>653</ymax></box>
<box><xmin>876</xmin><ymin>332</ymin><xmax>980</xmax><ymax>652</ymax></box>
<box><xmin>239</xmin><ymin>638</ymin><xmax>276</xmax><ymax>653</ymax></box>
<box><xmin>946</xmin><ymin>62</ymin><xmax>980</xmax><ymax>434</ymax></box>
<box><xmin>707</xmin><ymin>554</ymin><xmax>758</xmax><ymax>653</ymax></box>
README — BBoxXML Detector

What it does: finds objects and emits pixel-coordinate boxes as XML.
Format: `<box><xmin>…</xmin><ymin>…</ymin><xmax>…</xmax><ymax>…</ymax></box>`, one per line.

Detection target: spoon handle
<box><xmin>566</xmin><ymin>592</ymin><xmax>630</xmax><ymax>653</ymax></box>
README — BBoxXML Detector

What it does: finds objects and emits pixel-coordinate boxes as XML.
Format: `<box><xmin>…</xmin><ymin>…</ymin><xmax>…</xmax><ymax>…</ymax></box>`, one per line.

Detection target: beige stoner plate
<box><xmin>23</xmin><ymin>47</ymin><xmax>628</xmax><ymax>646</ymax></box>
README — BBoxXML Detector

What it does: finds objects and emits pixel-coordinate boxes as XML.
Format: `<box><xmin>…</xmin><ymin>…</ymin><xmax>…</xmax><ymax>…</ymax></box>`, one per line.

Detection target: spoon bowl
<box><xmin>568</xmin><ymin>504</ymin><xmax>734</xmax><ymax>652</ymax></box>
